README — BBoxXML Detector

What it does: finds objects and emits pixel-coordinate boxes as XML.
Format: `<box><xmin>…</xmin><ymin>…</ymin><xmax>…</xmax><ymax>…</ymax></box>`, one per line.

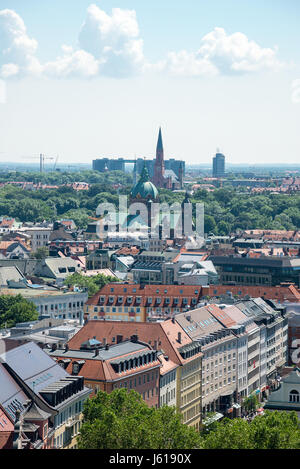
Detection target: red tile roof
<box><xmin>208</xmin><ymin>284</ymin><xmax>300</xmax><ymax>303</ymax></box>
<box><xmin>52</xmin><ymin>343</ymin><xmax>160</xmax><ymax>382</ymax></box>
<box><xmin>86</xmin><ymin>283</ymin><xmax>203</xmax><ymax>309</ymax></box>
<box><xmin>67</xmin><ymin>319</ymin><xmax>202</xmax><ymax>367</ymax></box>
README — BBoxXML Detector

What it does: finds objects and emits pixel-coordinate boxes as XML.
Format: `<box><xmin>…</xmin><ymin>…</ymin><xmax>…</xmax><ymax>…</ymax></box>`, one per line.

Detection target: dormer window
<box><xmin>136</xmin><ymin>297</ymin><xmax>141</xmax><ymax>303</ymax></box>
<box><xmin>165</xmin><ymin>298</ymin><xmax>170</xmax><ymax>304</ymax></box>
<box><xmin>174</xmin><ymin>298</ymin><xmax>179</xmax><ymax>304</ymax></box>
<box><xmin>58</xmin><ymin>359</ymin><xmax>71</xmax><ymax>369</ymax></box>
<box><xmin>109</xmin><ymin>296</ymin><xmax>114</xmax><ymax>303</ymax></box>
<box><xmin>72</xmin><ymin>360</ymin><xmax>85</xmax><ymax>375</ymax></box>
<box><xmin>118</xmin><ymin>296</ymin><xmax>123</xmax><ymax>302</ymax></box>
<box><xmin>147</xmin><ymin>297</ymin><xmax>152</xmax><ymax>303</ymax></box>
<box><xmin>127</xmin><ymin>297</ymin><xmax>132</xmax><ymax>303</ymax></box>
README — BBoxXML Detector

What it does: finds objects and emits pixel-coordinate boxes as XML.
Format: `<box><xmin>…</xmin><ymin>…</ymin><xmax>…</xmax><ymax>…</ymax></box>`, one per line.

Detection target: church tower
<box><xmin>153</xmin><ymin>127</ymin><xmax>165</xmax><ymax>187</ymax></box>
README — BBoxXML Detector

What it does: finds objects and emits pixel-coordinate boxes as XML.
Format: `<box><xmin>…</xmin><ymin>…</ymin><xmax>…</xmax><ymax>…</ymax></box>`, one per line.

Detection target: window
<box><xmin>289</xmin><ymin>390</ymin><xmax>299</xmax><ymax>403</ymax></box>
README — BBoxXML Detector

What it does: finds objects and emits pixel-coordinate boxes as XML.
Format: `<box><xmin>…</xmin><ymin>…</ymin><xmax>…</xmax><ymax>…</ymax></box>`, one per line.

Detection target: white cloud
<box><xmin>160</xmin><ymin>50</ymin><xmax>218</xmax><ymax>77</ymax></box>
<box><xmin>0</xmin><ymin>8</ymin><xmax>284</xmax><ymax>80</ymax></box>
<box><xmin>77</xmin><ymin>4</ymin><xmax>145</xmax><ymax>77</ymax></box>
<box><xmin>44</xmin><ymin>46</ymin><xmax>100</xmax><ymax>78</ymax></box>
<box><xmin>0</xmin><ymin>9</ymin><xmax>42</xmax><ymax>78</ymax></box>
<box><xmin>291</xmin><ymin>79</ymin><xmax>300</xmax><ymax>104</ymax></box>
<box><xmin>42</xmin><ymin>4</ymin><xmax>145</xmax><ymax>79</ymax></box>
<box><xmin>161</xmin><ymin>27</ymin><xmax>283</xmax><ymax>77</ymax></box>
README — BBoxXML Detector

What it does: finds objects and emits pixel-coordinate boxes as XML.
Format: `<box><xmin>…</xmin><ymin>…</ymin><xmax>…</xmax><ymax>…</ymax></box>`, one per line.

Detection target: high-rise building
<box><xmin>212</xmin><ymin>152</ymin><xmax>225</xmax><ymax>178</ymax></box>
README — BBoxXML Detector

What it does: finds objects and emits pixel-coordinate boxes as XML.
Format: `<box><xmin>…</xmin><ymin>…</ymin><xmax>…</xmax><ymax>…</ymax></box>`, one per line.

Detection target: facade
<box><xmin>0</xmin><ymin>342</ymin><xmax>91</xmax><ymax>449</ymax></box>
<box><xmin>0</xmin><ymin>287</ymin><xmax>87</xmax><ymax>321</ymax></box>
<box><xmin>67</xmin><ymin>320</ymin><xmax>203</xmax><ymax>430</ymax></box>
<box><xmin>212</xmin><ymin>153</ymin><xmax>225</xmax><ymax>178</ymax></box>
<box><xmin>84</xmin><ymin>283</ymin><xmax>205</xmax><ymax>322</ymax></box>
<box><xmin>0</xmin><ymin>404</ymin><xmax>14</xmax><ymax>449</ymax></box>
<box><xmin>219</xmin><ymin>298</ymin><xmax>288</xmax><ymax>397</ymax></box>
<box><xmin>286</xmin><ymin>306</ymin><xmax>300</xmax><ymax>366</ymax></box>
<box><xmin>264</xmin><ymin>367</ymin><xmax>300</xmax><ymax>412</ymax></box>
<box><xmin>23</xmin><ymin>228</ymin><xmax>52</xmax><ymax>251</ymax></box>
<box><xmin>92</xmin><ymin>155</ymin><xmax>185</xmax><ymax>186</ymax></box>
<box><xmin>209</xmin><ymin>255</ymin><xmax>300</xmax><ymax>287</ymax></box>
<box><xmin>48</xmin><ymin>338</ymin><xmax>161</xmax><ymax>408</ymax></box>
<box><xmin>175</xmin><ymin>306</ymin><xmax>240</xmax><ymax>418</ymax></box>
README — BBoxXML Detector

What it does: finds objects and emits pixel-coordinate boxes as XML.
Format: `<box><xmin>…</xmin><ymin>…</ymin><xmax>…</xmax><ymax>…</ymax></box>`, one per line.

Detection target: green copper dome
<box><xmin>131</xmin><ymin>164</ymin><xmax>159</xmax><ymax>200</ymax></box>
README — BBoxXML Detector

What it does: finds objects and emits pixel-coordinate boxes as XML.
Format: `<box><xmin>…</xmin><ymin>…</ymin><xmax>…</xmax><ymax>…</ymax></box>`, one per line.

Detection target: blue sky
<box><xmin>0</xmin><ymin>0</ymin><xmax>299</xmax><ymax>165</ymax></box>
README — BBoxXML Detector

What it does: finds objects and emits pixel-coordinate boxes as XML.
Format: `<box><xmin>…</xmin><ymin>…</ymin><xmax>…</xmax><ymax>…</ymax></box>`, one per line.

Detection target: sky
<box><xmin>0</xmin><ymin>0</ymin><xmax>300</xmax><ymax>166</ymax></box>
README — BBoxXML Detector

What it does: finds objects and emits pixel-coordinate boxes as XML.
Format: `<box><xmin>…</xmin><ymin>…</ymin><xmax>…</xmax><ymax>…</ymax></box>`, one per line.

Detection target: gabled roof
<box><xmin>23</xmin><ymin>401</ymin><xmax>51</xmax><ymax>421</ymax></box>
<box><xmin>67</xmin><ymin>319</ymin><xmax>202</xmax><ymax>367</ymax></box>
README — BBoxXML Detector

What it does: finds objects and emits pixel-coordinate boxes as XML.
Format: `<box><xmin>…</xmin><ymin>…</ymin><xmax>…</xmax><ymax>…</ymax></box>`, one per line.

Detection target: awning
<box><xmin>232</xmin><ymin>403</ymin><xmax>241</xmax><ymax>409</ymax></box>
<box><xmin>203</xmin><ymin>413</ymin><xmax>223</xmax><ymax>425</ymax></box>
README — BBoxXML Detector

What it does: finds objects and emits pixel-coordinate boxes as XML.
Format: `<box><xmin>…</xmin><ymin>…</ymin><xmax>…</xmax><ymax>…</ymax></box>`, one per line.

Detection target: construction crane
<box><xmin>53</xmin><ymin>155</ymin><xmax>59</xmax><ymax>171</ymax></box>
<box><xmin>23</xmin><ymin>154</ymin><xmax>55</xmax><ymax>173</ymax></box>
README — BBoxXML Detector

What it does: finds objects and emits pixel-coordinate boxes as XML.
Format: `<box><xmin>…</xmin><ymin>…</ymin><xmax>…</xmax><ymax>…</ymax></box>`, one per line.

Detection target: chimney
<box><xmin>105</xmin><ymin>344</ymin><xmax>109</xmax><ymax>350</ymax></box>
<box><xmin>103</xmin><ymin>338</ymin><xmax>106</xmax><ymax>346</ymax></box>
<box><xmin>131</xmin><ymin>334</ymin><xmax>138</xmax><ymax>343</ymax></box>
<box><xmin>177</xmin><ymin>332</ymin><xmax>182</xmax><ymax>344</ymax></box>
<box><xmin>117</xmin><ymin>335</ymin><xmax>123</xmax><ymax>344</ymax></box>
<box><xmin>64</xmin><ymin>343</ymin><xmax>69</xmax><ymax>353</ymax></box>
<box><xmin>94</xmin><ymin>348</ymin><xmax>99</xmax><ymax>357</ymax></box>
<box><xmin>51</xmin><ymin>343</ymin><xmax>57</xmax><ymax>352</ymax></box>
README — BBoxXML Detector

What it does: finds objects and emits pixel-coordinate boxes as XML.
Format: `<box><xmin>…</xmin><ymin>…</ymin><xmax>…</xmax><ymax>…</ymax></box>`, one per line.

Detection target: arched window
<box><xmin>289</xmin><ymin>390</ymin><xmax>299</xmax><ymax>403</ymax></box>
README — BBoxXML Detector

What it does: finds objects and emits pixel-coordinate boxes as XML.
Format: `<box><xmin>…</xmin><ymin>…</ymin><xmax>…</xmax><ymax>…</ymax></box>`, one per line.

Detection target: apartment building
<box><xmin>209</xmin><ymin>255</ymin><xmax>300</xmax><ymax>287</ymax></box>
<box><xmin>0</xmin><ymin>341</ymin><xmax>91</xmax><ymax>449</ymax></box>
<box><xmin>23</xmin><ymin>227</ymin><xmax>52</xmax><ymax>251</ymax></box>
<box><xmin>219</xmin><ymin>298</ymin><xmax>288</xmax><ymax>398</ymax></box>
<box><xmin>175</xmin><ymin>306</ymin><xmax>239</xmax><ymax>418</ymax></box>
<box><xmin>48</xmin><ymin>338</ymin><xmax>161</xmax><ymax>408</ymax></box>
<box><xmin>1</xmin><ymin>286</ymin><xmax>87</xmax><ymax>321</ymax></box>
<box><xmin>84</xmin><ymin>283</ymin><xmax>203</xmax><ymax>322</ymax></box>
<box><xmin>67</xmin><ymin>320</ymin><xmax>203</xmax><ymax>431</ymax></box>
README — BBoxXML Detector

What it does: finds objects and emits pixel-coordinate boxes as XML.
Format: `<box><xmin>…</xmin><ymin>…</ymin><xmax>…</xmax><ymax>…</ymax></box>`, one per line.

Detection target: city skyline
<box><xmin>0</xmin><ymin>1</ymin><xmax>300</xmax><ymax>165</ymax></box>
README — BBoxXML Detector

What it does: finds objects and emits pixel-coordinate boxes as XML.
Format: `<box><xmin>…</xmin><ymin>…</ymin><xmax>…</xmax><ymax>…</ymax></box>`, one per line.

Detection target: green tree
<box><xmin>242</xmin><ymin>394</ymin><xmax>259</xmax><ymax>413</ymax></box>
<box><xmin>64</xmin><ymin>272</ymin><xmax>118</xmax><ymax>297</ymax></box>
<box><xmin>78</xmin><ymin>389</ymin><xmax>202</xmax><ymax>449</ymax></box>
<box><xmin>31</xmin><ymin>246</ymin><xmax>49</xmax><ymax>259</ymax></box>
<box><xmin>0</xmin><ymin>295</ymin><xmax>38</xmax><ymax>328</ymax></box>
<box><xmin>200</xmin><ymin>411</ymin><xmax>300</xmax><ymax>449</ymax></box>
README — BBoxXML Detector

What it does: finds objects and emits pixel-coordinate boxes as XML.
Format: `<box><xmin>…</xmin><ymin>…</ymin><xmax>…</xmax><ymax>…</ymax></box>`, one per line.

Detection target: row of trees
<box><xmin>77</xmin><ymin>389</ymin><xmax>300</xmax><ymax>449</ymax></box>
<box><xmin>0</xmin><ymin>171</ymin><xmax>299</xmax><ymax>232</ymax></box>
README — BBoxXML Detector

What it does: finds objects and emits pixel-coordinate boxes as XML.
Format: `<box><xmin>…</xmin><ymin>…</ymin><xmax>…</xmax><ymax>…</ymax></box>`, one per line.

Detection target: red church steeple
<box><xmin>153</xmin><ymin>127</ymin><xmax>165</xmax><ymax>187</ymax></box>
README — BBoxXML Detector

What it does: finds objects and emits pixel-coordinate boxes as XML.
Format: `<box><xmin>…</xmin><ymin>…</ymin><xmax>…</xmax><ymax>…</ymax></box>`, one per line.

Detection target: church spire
<box><xmin>156</xmin><ymin>127</ymin><xmax>163</xmax><ymax>153</ymax></box>
<box><xmin>153</xmin><ymin>127</ymin><xmax>165</xmax><ymax>187</ymax></box>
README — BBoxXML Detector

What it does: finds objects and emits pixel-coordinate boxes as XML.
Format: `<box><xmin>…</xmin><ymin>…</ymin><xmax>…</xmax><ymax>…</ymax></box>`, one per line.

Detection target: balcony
<box><xmin>65</xmin><ymin>413</ymin><xmax>80</xmax><ymax>428</ymax></box>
